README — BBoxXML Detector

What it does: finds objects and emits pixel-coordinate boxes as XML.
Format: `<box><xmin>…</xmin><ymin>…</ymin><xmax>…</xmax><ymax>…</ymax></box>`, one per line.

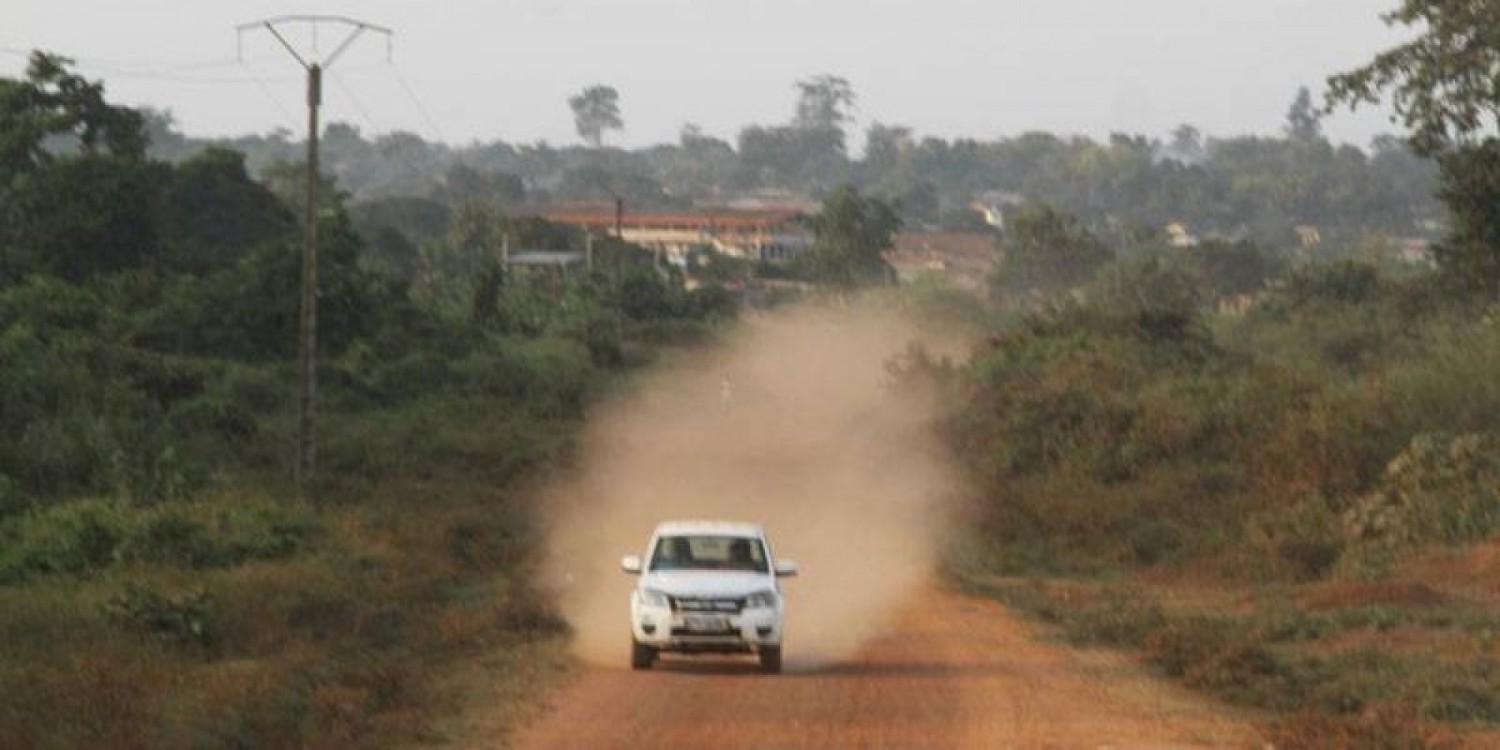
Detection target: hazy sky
<box><xmin>3</xmin><ymin>0</ymin><xmax>1414</xmax><ymax>151</ymax></box>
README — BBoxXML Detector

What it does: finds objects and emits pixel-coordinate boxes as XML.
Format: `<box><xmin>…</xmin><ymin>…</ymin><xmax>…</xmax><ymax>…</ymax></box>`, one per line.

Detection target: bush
<box><xmin>104</xmin><ymin>583</ymin><xmax>216</xmax><ymax>649</ymax></box>
<box><xmin>123</xmin><ymin>511</ymin><xmax>215</xmax><ymax>567</ymax></box>
<box><xmin>965</xmin><ymin>578</ymin><xmax>1166</xmax><ymax>648</ymax></box>
<box><xmin>0</xmin><ymin>499</ymin><xmax>131</xmax><ymax>581</ymax></box>
<box><xmin>1341</xmin><ymin>433</ymin><xmax>1500</xmax><ymax>573</ymax></box>
<box><xmin>1125</xmin><ymin>518</ymin><xmax>1185</xmax><ymax>565</ymax></box>
<box><xmin>1251</xmin><ymin>494</ymin><xmax>1345</xmax><ymax>580</ymax></box>
<box><xmin>0</xmin><ymin>497</ymin><xmax>319</xmax><ymax>582</ymax></box>
<box><xmin>1269</xmin><ymin>706</ymin><xmax>1459</xmax><ymax>750</ymax></box>
<box><xmin>1144</xmin><ymin>617</ymin><xmax>1290</xmax><ymax>703</ymax></box>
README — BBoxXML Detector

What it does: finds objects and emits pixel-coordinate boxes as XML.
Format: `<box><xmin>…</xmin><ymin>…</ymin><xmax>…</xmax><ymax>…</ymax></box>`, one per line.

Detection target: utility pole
<box><xmin>237</xmin><ymin>16</ymin><xmax>393</xmax><ymax>500</ymax></box>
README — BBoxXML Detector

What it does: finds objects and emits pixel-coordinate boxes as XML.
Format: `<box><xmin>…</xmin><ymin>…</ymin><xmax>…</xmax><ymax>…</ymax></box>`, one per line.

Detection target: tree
<box><xmin>158</xmin><ymin>148</ymin><xmax>295</xmax><ymax>274</ymax></box>
<box><xmin>1165</xmin><ymin>124</ymin><xmax>1205</xmax><ymax>164</ymax></box>
<box><xmin>734</xmin><ymin>76</ymin><xmax>857</xmax><ymax>190</ymax></box>
<box><xmin>792</xmin><ymin>75</ymin><xmax>856</xmax><ymax>158</ymax></box>
<box><xmin>0</xmin><ymin>53</ymin><xmax>155</xmax><ymax>281</ymax></box>
<box><xmin>1285</xmin><ymin>86</ymin><xmax>1324</xmax><ymax>143</ymax></box>
<box><xmin>568</xmin><ymin>85</ymin><xmax>623</xmax><ymax>148</ymax></box>
<box><xmin>994</xmin><ymin>203</ymin><xmax>1113</xmax><ymax>296</ymax></box>
<box><xmin>437</xmin><ymin>162</ymin><xmax>524</xmax><ymax>206</ymax></box>
<box><xmin>679</xmin><ymin>122</ymin><xmax>711</xmax><ymax>148</ymax></box>
<box><xmin>1092</xmin><ymin>252</ymin><xmax>1206</xmax><ymax>345</ymax></box>
<box><xmin>1327</xmin><ymin>1</ymin><xmax>1500</xmax><ymax>155</ymax></box>
<box><xmin>1327</xmin><ymin>2</ymin><xmax>1500</xmax><ymax>291</ymax></box>
<box><xmin>414</xmin><ymin>202</ymin><xmax>508</xmax><ymax>319</ymax></box>
<box><xmin>737</xmin><ymin>123</ymin><xmax>847</xmax><ymax>189</ymax></box>
<box><xmin>1433</xmin><ymin>142</ymin><xmax>1500</xmax><ymax>292</ymax></box>
<box><xmin>663</xmin><ymin>123</ymin><xmax>737</xmax><ymax>195</ymax></box>
<box><xmin>796</xmin><ymin>185</ymin><xmax>901</xmax><ymax>289</ymax></box>
<box><xmin>1189</xmin><ymin>240</ymin><xmax>1285</xmax><ymax>300</ymax></box>
<box><xmin>0</xmin><ymin>155</ymin><xmax>164</xmax><ymax>282</ymax></box>
<box><xmin>0</xmin><ymin>51</ymin><xmax>145</xmax><ymax>177</ymax></box>
<box><xmin>794</xmin><ymin>75</ymin><xmax>856</xmax><ymax>133</ymax></box>
<box><xmin>864</xmin><ymin>122</ymin><xmax>914</xmax><ymax>174</ymax></box>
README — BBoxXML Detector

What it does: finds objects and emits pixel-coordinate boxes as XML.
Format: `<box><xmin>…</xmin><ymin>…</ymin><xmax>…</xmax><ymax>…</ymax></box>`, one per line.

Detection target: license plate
<box><xmin>683</xmin><ymin>614</ymin><xmax>728</xmax><ymax>632</ymax></box>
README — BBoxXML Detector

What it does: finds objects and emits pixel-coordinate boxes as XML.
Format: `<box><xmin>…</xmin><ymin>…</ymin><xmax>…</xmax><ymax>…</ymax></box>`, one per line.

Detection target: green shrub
<box><xmin>0</xmin><ymin>497</ymin><xmax>319</xmax><ymax>583</ymax></box>
<box><xmin>123</xmin><ymin>511</ymin><xmax>214</xmax><ymax>567</ymax></box>
<box><xmin>1424</xmin><ymin>680</ymin><xmax>1500</xmax><ymax>722</ymax></box>
<box><xmin>1268</xmin><ymin>706</ymin><xmax>1459</xmax><ymax>750</ymax></box>
<box><xmin>1251</xmin><ymin>494</ymin><xmax>1346</xmax><ymax>581</ymax></box>
<box><xmin>369</xmin><ymin>349</ymin><xmax>456</xmax><ymax>401</ymax></box>
<box><xmin>104</xmin><ymin>583</ymin><xmax>216</xmax><ymax>649</ymax></box>
<box><xmin>212</xmin><ymin>504</ymin><xmax>320</xmax><ymax>563</ymax></box>
<box><xmin>1145</xmin><ymin>617</ymin><xmax>1291</xmax><ymax>704</ymax></box>
<box><xmin>168</xmin><ymin>394</ymin><xmax>258</xmax><ymax>443</ymax></box>
<box><xmin>0</xmin><ymin>499</ymin><xmax>131</xmax><ymax>581</ymax></box>
<box><xmin>1341</xmin><ymin>433</ymin><xmax>1500</xmax><ymax>573</ymax></box>
<box><xmin>1125</xmin><ymin>518</ymin><xmax>1185</xmax><ymax>565</ymax></box>
<box><xmin>0</xmin><ymin>473</ymin><xmax>19</xmax><ymax>517</ymax></box>
<box><xmin>494</xmin><ymin>577</ymin><xmax>570</xmax><ymax>635</ymax></box>
<box><xmin>961</xmin><ymin>578</ymin><xmax>1166</xmax><ymax>648</ymax></box>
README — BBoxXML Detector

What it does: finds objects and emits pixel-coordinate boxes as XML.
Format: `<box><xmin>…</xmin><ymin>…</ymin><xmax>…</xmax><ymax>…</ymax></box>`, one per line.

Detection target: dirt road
<box><xmin>500</xmin><ymin>307</ymin><xmax>1262</xmax><ymax>748</ymax></box>
<box><xmin>509</xmin><ymin>586</ymin><xmax>1262</xmax><ymax>749</ymax></box>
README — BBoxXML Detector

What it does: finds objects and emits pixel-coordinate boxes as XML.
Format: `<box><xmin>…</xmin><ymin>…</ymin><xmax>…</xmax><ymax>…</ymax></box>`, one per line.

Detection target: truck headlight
<box><xmin>744</xmin><ymin>590</ymin><xmax>777</xmax><ymax>609</ymax></box>
<box><xmin>638</xmin><ymin>588</ymin><xmax>669</xmax><ymax>608</ymax></box>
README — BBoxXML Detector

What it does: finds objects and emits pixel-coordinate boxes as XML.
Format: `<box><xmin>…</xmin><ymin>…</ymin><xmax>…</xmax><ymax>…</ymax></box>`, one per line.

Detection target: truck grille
<box><xmin>669</xmin><ymin>596</ymin><xmax>744</xmax><ymax>614</ymax></box>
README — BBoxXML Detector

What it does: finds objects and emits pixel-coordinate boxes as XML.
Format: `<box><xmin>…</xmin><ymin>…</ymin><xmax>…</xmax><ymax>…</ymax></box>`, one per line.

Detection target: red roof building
<box><xmin>543</xmin><ymin>206</ymin><xmax>813</xmax><ymax>265</ymax></box>
<box><xmin>884</xmin><ymin>232</ymin><xmax>998</xmax><ymax>292</ymax></box>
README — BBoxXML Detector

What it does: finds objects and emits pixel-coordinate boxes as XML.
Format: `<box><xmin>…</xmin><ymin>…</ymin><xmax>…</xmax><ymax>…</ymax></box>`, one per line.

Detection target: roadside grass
<box><xmin>951</xmin><ymin>569</ymin><xmax>1500</xmax><ymax>743</ymax></box>
<box><xmin>0</xmin><ymin>382</ymin><xmax>583</xmax><ymax>749</ymax></box>
<box><xmin>931</xmin><ymin>269</ymin><xmax>1500</xmax><ymax>743</ymax></box>
<box><xmin>0</xmin><ymin>490</ymin><xmax>571</xmax><ymax>749</ymax></box>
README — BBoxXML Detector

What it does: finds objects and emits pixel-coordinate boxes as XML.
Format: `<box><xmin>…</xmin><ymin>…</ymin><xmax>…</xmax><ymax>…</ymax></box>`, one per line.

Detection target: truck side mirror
<box><xmin>620</xmin><ymin>554</ymin><xmax>643</xmax><ymax>574</ymax></box>
<box><xmin>774</xmin><ymin>559</ymin><xmax>800</xmax><ymax>578</ymax></box>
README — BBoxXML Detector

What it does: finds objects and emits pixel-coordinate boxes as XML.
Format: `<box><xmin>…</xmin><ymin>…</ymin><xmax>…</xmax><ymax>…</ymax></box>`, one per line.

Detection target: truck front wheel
<box><xmin>631</xmin><ymin>640</ymin><xmax>657</xmax><ymax>670</ymax></box>
<box><xmin>758</xmin><ymin>645</ymin><xmax>782</xmax><ymax>674</ymax></box>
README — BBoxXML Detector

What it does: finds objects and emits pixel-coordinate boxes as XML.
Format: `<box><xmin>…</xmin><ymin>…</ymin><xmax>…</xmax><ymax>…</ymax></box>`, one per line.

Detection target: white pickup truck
<box><xmin>620</xmin><ymin>521</ymin><xmax>799</xmax><ymax>673</ymax></box>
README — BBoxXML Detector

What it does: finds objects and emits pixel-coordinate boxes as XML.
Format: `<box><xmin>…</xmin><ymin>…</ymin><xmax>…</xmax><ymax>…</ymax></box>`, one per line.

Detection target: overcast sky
<box><xmin>3</xmin><ymin>0</ymin><xmax>1414</xmax><ymax>151</ymax></box>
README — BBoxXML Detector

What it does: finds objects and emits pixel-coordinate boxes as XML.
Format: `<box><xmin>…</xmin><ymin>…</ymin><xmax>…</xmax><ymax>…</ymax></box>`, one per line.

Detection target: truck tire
<box><xmin>631</xmin><ymin>640</ymin><xmax>656</xmax><ymax>670</ymax></box>
<box><xmin>758</xmin><ymin>645</ymin><xmax>782</xmax><ymax>674</ymax></box>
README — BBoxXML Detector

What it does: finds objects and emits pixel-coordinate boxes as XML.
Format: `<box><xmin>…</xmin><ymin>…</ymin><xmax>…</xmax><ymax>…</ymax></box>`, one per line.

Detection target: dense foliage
<box><xmin>795</xmin><ymin>185</ymin><xmax>902</xmax><ymax>288</ymax></box>
<box><xmin>137</xmin><ymin>80</ymin><xmax>1441</xmax><ymax>253</ymax></box>
<box><xmin>1328</xmin><ymin>1</ymin><xmax>1500</xmax><ymax>294</ymax></box>
<box><xmin>0</xmin><ymin>55</ymin><xmax>736</xmax><ymax>749</ymax></box>
<box><xmin>5</xmin><ymin>8</ymin><xmax>1498</xmax><ymax>736</ymax></box>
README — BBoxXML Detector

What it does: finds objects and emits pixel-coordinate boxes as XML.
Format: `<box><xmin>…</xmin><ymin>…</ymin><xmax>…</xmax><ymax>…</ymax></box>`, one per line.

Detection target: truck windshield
<box><xmin>649</xmin><ymin>534</ymin><xmax>768</xmax><ymax>573</ymax></box>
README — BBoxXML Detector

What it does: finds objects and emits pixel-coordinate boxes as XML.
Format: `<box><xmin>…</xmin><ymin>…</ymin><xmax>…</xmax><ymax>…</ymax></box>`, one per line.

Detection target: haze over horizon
<box><xmin>4</xmin><ymin>0</ymin><xmax>1414</xmax><ymax>151</ymax></box>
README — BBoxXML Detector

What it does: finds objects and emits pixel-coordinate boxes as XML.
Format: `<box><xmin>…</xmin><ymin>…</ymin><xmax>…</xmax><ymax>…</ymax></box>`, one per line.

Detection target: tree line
<box><xmin>136</xmin><ymin>75</ymin><xmax>1441</xmax><ymax>255</ymax></box>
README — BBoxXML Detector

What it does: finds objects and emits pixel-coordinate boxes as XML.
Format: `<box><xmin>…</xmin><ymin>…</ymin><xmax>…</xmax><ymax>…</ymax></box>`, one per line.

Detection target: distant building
<box><xmin>1295</xmin><ymin>225</ymin><xmax>1322</xmax><ymax>250</ymax></box>
<box><xmin>884</xmin><ymin>231</ymin><xmax>998</xmax><ymax>292</ymax></box>
<box><xmin>1397</xmin><ymin>237</ymin><xmax>1435</xmax><ymax>267</ymax></box>
<box><xmin>1166</xmin><ymin>221</ymin><xmax>1199</xmax><ymax>248</ymax></box>
<box><xmin>543</xmin><ymin>206</ymin><xmax>812</xmax><ymax>266</ymax></box>
<box><xmin>970</xmin><ymin>202</ymin><xmax>1006</xmax><ymax>231</ymax></box>
<box><xmin>971</xmin><ymin>191</ymin><xmax>1026</xmax><ymax>231</ymax></box>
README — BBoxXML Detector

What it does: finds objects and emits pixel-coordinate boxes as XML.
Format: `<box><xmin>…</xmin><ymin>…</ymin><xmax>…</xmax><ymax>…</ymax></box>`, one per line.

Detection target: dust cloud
<box><xmin>541</xmin><ymin>301</ymin><xmax>961</xmax><ymax>669</ymax></box>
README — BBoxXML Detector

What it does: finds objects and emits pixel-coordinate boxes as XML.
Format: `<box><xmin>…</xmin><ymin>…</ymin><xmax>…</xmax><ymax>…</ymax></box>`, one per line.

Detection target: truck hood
<box><xmin>641</xmin><ymin>571</ymin><xmax>771</xmax><ymax>598</ymax></box>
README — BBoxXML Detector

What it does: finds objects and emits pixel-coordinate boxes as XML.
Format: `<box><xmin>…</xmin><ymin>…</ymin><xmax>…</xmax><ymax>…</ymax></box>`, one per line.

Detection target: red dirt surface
<box><xmin>507</xmin><ymin>587</ymin><xmax>1263</xmax><ymax>749</ymax></box>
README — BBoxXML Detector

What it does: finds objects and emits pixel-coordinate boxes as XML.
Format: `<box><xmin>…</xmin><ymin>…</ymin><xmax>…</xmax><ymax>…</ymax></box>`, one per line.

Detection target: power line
<box><xmin>326</xmin><ymin>68</ymin><xmax>447</xmax><ymax>184</ymax></box>
<box><xmin>82</xmin><ymin>67</ymin><xmax>294</xmax><ymax>85</ymax></box>
<box><xmin>388</xmin><ymin>61</ymin><xmax>448</xmax><ymax>144</ymax></box>
<box><xmin>326</xmin><ymin>69</ymin><xmax>383</xmax><ymax>134</ymax></box>
<box><xmin>1</xmin><ymin>46</ymin><xmax>266</xmax><ymax>79</ymax></box>
<box><xmin>237</xmin><ymin>58</ymin><xmax>300</xmax><ymax>131</ymax></box>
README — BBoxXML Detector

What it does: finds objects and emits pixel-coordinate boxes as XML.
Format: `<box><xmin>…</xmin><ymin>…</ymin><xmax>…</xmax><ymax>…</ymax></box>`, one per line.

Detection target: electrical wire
<box><xmin>388</xmin><ymin>60</ymin><xmax>448</xmax><ymax>145</ymax></box>
<box><xmin>326</xmin><ymin>67</ymin><xmax>451</xmax><ymax>187</ymax></box>
<box><xmin>236</xmin><ymin>57</ymin><xmax>300</xmax><ymax>131</ymax></box>
<box><xmin>3</xmin><ymin>38</ymin><xmax>461</xmax><ymax>186</ymax></box>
